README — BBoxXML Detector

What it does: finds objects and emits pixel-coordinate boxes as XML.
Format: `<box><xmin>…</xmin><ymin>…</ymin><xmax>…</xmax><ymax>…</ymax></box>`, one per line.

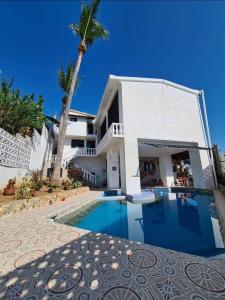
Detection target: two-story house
<box><xmin>61</xmin><ymin>75</ymin><xmax>216</xmax><ymax>195</ymax></box>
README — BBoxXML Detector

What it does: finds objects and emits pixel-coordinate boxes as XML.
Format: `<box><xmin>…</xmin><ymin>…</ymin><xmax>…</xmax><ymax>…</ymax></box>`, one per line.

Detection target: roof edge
<box><xmin>69</xmin><ymin>109</ymin><xmax>96</xmax><ymax>118</ymax></box>
<box><xmin>109</xmin><ymin>75</ymin><xmax>201</xmax><ymax>96</ymax></box>
<box><xmin>95</xmin><ymin>75</ymin><xmax>201</xmax><ymax>125</ymax></box>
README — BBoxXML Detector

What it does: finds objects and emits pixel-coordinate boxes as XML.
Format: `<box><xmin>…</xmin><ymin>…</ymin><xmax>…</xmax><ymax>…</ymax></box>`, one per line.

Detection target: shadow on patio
<box><xmin>1</xmin><ymin>228</ymin><xmax>225</xmax><ymax>299</ymax></box>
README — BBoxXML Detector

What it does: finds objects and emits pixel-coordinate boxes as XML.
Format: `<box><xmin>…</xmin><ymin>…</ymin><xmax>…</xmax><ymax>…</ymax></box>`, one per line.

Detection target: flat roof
<box><xmin>69</xmin><ymin>109</ymin><xmax>96</xmax><ymax>119</ymax></box>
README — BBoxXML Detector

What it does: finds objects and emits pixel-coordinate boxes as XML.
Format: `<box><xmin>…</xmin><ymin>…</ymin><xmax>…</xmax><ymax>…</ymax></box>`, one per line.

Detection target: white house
<box><xmin>61</xmin><ymin>75</ymin><xmax>216</xmax><ymax>195</ymax></box>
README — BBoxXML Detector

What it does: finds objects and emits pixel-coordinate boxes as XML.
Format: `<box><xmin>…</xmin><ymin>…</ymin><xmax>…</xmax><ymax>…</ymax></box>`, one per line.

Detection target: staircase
<box><xmin>73</xmin><ymin>164</ymin><xmax>97</xmax><ymax>186</ymax></box>
<box><xmin>50</xmin><ymin>148</ymin><xmax>97</xmax><ymax>186</ymax></box>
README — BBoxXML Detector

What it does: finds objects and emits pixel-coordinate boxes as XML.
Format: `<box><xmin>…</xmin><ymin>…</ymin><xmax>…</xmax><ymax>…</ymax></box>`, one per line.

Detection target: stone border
<box><xmin>214</xmin><ymin>190</ymin><xmax>225</xmax><ymax>243</ymax></box>
<box><xmin>0</xmin><ymin>186</ymin><xmax>89</xmax><ymax>217</ymax></box>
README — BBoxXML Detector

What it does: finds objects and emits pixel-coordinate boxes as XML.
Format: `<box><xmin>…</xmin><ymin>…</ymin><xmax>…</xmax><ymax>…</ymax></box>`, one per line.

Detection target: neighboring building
<box><xmin>61</xmin><ymin>75</ymin><xmax>216</xmax><ymax>195</ymax></box>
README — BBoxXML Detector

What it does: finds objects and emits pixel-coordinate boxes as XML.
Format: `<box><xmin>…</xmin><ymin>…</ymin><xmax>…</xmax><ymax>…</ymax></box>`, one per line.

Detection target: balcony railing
<box><xmin>50</xmin><ymin>147</ymin><xmax>96</xmax><ymax>164</ymax></box>
<box><xmin>97</xmin><ymin>123</ymin><xmax>124</xmax><ymax>154</ymax></box>
<box><xmin>64</xmin><ymin>147</ymin><xmax>96</xmax><ymax>161</ymax></box>
<box><xmin>112</xmin><ymin>123</ymin><xmax>124</xmax><ymax>136</ymax></box>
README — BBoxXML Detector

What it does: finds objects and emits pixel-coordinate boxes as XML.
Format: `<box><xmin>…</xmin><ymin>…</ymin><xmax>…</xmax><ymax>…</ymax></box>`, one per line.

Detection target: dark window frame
<box><xmin>87</xmin><ymin>123</ymin><xmax>94</xmax><ymax>134</ymax></box>
<box><xmin>100</xmin><ymin>118</ymin><xmax>107</xmax><ymax>140</ymax></box>
<box><xmin>108</xmin><ymin>91</ymin><xmax>119</xmax><ymax>128</ymax></box>
<box><xmin>86</xmin><ymin>140</ymin><xmax>95</xmax><ymax>148</ymax></box>
<box><xmin>70</xmin><ymin>117</ymin><xmax>78</xmax><ymax>122</ymax></box>
<box><xmin>71</xmin><ymin>139</ymin><xmax>84</xmax><ymax>148</ymax></box>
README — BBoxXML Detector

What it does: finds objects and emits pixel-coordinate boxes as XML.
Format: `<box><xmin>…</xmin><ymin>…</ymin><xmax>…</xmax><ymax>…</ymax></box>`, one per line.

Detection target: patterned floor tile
<box><xmin>0</xmin><ymin>191</ymin><xmax>224</xmax><ymax>299</ymax></box>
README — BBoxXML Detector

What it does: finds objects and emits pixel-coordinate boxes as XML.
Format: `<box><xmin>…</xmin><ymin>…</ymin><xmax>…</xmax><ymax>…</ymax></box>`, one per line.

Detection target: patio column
<box><xmin>159</xmin><ymin>154</ymin><xmax>174</xmax><ymax>186</ymax></box>
<box><xmin>189</xmin><ymin>150</ymin><xmax>205</xmax><ymax>188</ymax></box>
<box><xmin>120</xmin><ymin>138</ymin><xmax>141</xmax><ymax>195</ymax></box>
<box><xmin>107</xmin><ymin>146</ymin><xmax>120</xmax><ymax>189</ymax></box>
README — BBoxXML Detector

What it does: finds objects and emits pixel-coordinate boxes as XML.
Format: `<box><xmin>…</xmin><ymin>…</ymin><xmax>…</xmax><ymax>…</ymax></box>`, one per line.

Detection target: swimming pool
<box><xmin>62</xmin><ymin>190</ymin><xmax>225</xmax><ymax>258</ymax></box>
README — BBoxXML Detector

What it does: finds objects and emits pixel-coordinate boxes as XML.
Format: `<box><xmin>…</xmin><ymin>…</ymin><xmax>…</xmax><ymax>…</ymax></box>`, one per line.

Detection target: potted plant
<box><xmin>3</xmin><ymin>178</ymin><xmax>16</xmax><ymax>196</ymax></box>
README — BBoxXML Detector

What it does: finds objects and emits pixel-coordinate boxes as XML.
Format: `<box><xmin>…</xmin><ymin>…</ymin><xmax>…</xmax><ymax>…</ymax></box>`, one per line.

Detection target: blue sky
<box><xmin>0</xmin><ymin>1</ymin><xmax>225</xmax><ymax>150</ymax></box>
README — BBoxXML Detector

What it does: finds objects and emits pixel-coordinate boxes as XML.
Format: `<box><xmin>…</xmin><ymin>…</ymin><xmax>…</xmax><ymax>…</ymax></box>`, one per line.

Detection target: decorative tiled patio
<box><xmin>0</xmin><ymin>190</ymin><xmax>225</xmax><ymax>299</ymax></box>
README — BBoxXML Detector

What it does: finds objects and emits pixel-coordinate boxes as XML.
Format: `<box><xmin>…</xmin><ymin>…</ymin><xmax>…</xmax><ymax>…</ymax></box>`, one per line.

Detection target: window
<box><xmin>87</xmin><ymin>140</ymin><xmax>95</xmax><ymax>148</ymax></box>
<box><xmin>87</xmin><ymin>123</ymin><xmax>94</xmax><ymax>134</ymax></box>
<box><xmin>70</xmin><ymin>117</ymin><xmax>77</xmax><ymax>122</ymax></box>
<box><xmin>108</xmin><ymin>91</ymin><xmax>119</xmax><ymax>128</ymax></box>
<box><xmin>71</xmin><ymin>139</ymin><xmax>84</xmax><ymax>148</ymax></box>
<box><xmin>100</xmin><ymin>118</ymin><xmax>106</xmax><ymax>140</ymax></box>
<box><xmin>144</xmin><ymin>162</ymin><xmax>150</xmax><ymax>171</ymax></box>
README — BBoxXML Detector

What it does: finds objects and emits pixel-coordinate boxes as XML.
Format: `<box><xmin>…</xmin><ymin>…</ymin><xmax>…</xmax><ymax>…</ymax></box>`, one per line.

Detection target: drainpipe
<box><xmin>201</xmin><ymin>90</ymin><xmax>218</xmax><ymax>189</ymax></box>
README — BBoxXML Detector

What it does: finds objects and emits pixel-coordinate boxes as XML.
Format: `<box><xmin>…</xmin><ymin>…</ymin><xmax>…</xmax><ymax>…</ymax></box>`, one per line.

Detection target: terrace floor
<box><xmin>0</xmin><ymin>190</ymin><xmax>225</xmax><ymax>299</ymax></box>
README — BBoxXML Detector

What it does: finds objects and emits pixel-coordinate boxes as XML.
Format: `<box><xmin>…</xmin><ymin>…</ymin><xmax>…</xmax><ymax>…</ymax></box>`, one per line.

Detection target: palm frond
<box><xmin>58</xmin><ymin>62</ymin><xmax>79</xmax><ymax>94</ymax></box>
<box><xmin>90</xmin><ymin>0</ymin><xmax>100</xmax><ymax>20</ymax></box>
<box><xmin>69</xmin><ymin>0</ymin><xmax>109</xmax><ymax>48</ymax></box>
<box><xmin>69</xmin><ymin>23</ymin><xmax>80</xmax><ymax>36</ymax></box>
<box><xmin>58</xmin><ymin>66</ymin><xmax>67</xmax><ymax>93</ymax></box>
<box><xmin>85</xmin><ymin>20</ymin><xmax>108</xmax><ymax>46</ymax></box>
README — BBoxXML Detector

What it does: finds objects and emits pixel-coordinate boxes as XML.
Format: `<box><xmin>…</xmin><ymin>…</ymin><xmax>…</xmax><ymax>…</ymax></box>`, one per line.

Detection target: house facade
<box><xmin>61</xmin><ymin>75</ymin><xmax>216</xmax><ymax>195</ymax></box>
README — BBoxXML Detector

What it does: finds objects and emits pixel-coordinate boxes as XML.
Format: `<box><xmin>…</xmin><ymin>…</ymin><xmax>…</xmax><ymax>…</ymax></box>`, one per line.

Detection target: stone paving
<box><xmin>0</xmin><ymin>190</ymin><xmax>225</xmax><ymax>299</ymax></box>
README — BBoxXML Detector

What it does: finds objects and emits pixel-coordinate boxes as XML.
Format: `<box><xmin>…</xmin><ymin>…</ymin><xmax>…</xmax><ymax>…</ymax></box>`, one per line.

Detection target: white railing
<box><xmin>48</xmin><ymin>156</ymin><xmax>97</xmax><ymax>185</ymax></box>
<box><xmin>73</xmin><ymin>163</ymin><xmax>97</xmax><ymax>186</ymax></box>
<box><xmin>64</xmin><ymin>147</ymin><xmax>96</xmax><ymax>161</ymax></box>
<box><xmin>97</xmin><ymin>123</ymin><xmax>124</xmax><ymax>154</ymax></box>
<box><xmin>76</xmin><ymin>147</ymin><xmax>96</xmax><ymax>156</ymax></box>
<box><xmin>112</xmin><ymin>123</ymin><xmax>124</xmax><ymax>136</ymax></box>
<box><xmin>50</xmin><ymin>147</ymin><xmax>96</xmax><ymax>164</ymax></box>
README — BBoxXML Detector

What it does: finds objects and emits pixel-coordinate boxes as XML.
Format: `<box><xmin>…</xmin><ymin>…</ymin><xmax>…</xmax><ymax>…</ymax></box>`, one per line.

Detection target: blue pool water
<box><xmin>67</xmin><ymin>190</ymin><xmax>225</xmax><ymax>258</ymax></box>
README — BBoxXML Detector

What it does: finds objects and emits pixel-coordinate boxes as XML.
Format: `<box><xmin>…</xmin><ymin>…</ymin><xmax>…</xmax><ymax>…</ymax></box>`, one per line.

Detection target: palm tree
<box><xmin>58</xmin><ymin>62</ymin><xmax>77</xmax><ymax>136</ymax></box>
<box><xmin>51</xmin><ymin>0</ymin><xmax>108</xmax><ymax>184</ymax></box>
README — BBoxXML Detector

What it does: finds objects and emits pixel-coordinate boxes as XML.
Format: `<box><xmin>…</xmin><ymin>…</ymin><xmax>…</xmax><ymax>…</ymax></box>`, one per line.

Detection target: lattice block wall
<box><xmin>0</xmin><ymin>128</ymin><xmax>32</xmax><ymax>169</ymax></box>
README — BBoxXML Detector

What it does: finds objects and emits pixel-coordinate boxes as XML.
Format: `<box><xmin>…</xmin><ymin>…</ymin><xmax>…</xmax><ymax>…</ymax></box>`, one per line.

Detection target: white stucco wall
<box><xmin>66</xmin><ymin>117</ymin><xmax>88</xmax><ymax>137</ymax></box>
<box><xmin>29</xmin><ymin>126</ymin><xmax>50</xmax><ymax>171</ymax></box>
<box><xmin>120</xmin><ymin>81</ymin><xmax>214</xmax><ymax>189</ymax></box>
<box><xmin>107</xmin><ymin>146</ymin><xmax>120</xmax><ymax>189</ymax></box>
<box><xmin>0</xmin><ymin>166</ymin><xmax>29</xmax><ymax>188</ymax></box>
<box><xmin>0</xmin><ymin>124</ymin><xmax>54</xmax><ymax>187</ymax></box>
<box><xmin>121</xmin><ymin>81</ymin><xmax>205</xmax><ymax>143</ymax></box>
<box><xmin>63</xmin><ymin>137</ymin><xmax>96</xmax><ymax>159</ymax></box>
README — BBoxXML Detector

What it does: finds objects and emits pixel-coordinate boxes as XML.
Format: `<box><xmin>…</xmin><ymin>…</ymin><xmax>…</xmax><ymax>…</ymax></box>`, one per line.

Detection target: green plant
<box><xmin>31</xmin><ymin>170</ymin><xmax>43</xmax><ymax>191</ymax></box>
<box><xmin>0</xmin><ymin>79</ymin><xmax>46</xmax><ymax>137</ymax></box>
<box><xmin>61</xmin><ymin>178</ymin><xmax>72</xmax><ymax>190</ymax></box>
<box><xmin>15</xmin><ymin>176</ymin><xmax>35</xmax><ymax>200</ymax></box>
<box><xmin>68</xmin><ymin>167</ymin><xmax>83</xmax><ymax>181</ymax></box>
<box><xmin>72</xmin><ymin>180</ymin><xmax>82</xmax><ymax>189</ymax></box>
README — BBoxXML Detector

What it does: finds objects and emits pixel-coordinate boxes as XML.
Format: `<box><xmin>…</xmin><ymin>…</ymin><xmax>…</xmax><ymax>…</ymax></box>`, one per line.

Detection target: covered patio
<box><xmin>138</xmin><ymin>139</ymin><xmax>216</xmax><ymax>189</ymax></box>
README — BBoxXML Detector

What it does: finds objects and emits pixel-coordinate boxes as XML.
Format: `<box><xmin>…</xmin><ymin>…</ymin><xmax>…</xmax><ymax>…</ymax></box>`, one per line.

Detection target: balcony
<box><xmin>50</xmin><ymin>148</ymin><xmax>96</xmax><ymax>165</ymax></box>
<box><xmin>97</xmin><ymin>123</ymin><xmax>124</xmax><ymax>154</ymax></box>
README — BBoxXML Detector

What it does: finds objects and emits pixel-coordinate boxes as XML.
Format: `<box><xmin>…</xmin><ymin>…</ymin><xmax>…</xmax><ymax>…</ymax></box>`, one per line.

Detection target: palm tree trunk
<box><xmin>51</xmin><ymin>49</ymin><xmax>84</xmax><ymax>184</ymax></box>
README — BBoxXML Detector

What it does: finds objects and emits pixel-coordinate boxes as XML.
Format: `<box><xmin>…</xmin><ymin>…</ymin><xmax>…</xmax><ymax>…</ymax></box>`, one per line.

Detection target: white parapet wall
<box><xmin>0</xmin><ymin>125</ymin><xmax>53</xmax><ymax>188</ymax></box>
<box><xmin>120</xmin><ymin>79</ymin><xmax>215</xmax><ymax>191</ymax></box>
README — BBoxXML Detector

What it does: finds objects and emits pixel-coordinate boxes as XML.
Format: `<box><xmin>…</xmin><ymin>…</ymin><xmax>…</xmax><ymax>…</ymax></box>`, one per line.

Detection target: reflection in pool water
<box><xmin>66</xmin><ymin>190</ymin><xmax>225</xmax><ymax>258</ymax></box>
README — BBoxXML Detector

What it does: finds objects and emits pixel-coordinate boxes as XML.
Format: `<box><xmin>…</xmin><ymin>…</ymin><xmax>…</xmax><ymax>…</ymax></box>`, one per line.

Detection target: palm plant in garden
<box><xmin>51</xmin><ymin>0</ymin><xmax>108</xmax><ymax>184</ymax></box>
<box><xmin>58</xmin><ymin>62</ymin><xmax>76</xmax><ymax>135</ymax></box>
